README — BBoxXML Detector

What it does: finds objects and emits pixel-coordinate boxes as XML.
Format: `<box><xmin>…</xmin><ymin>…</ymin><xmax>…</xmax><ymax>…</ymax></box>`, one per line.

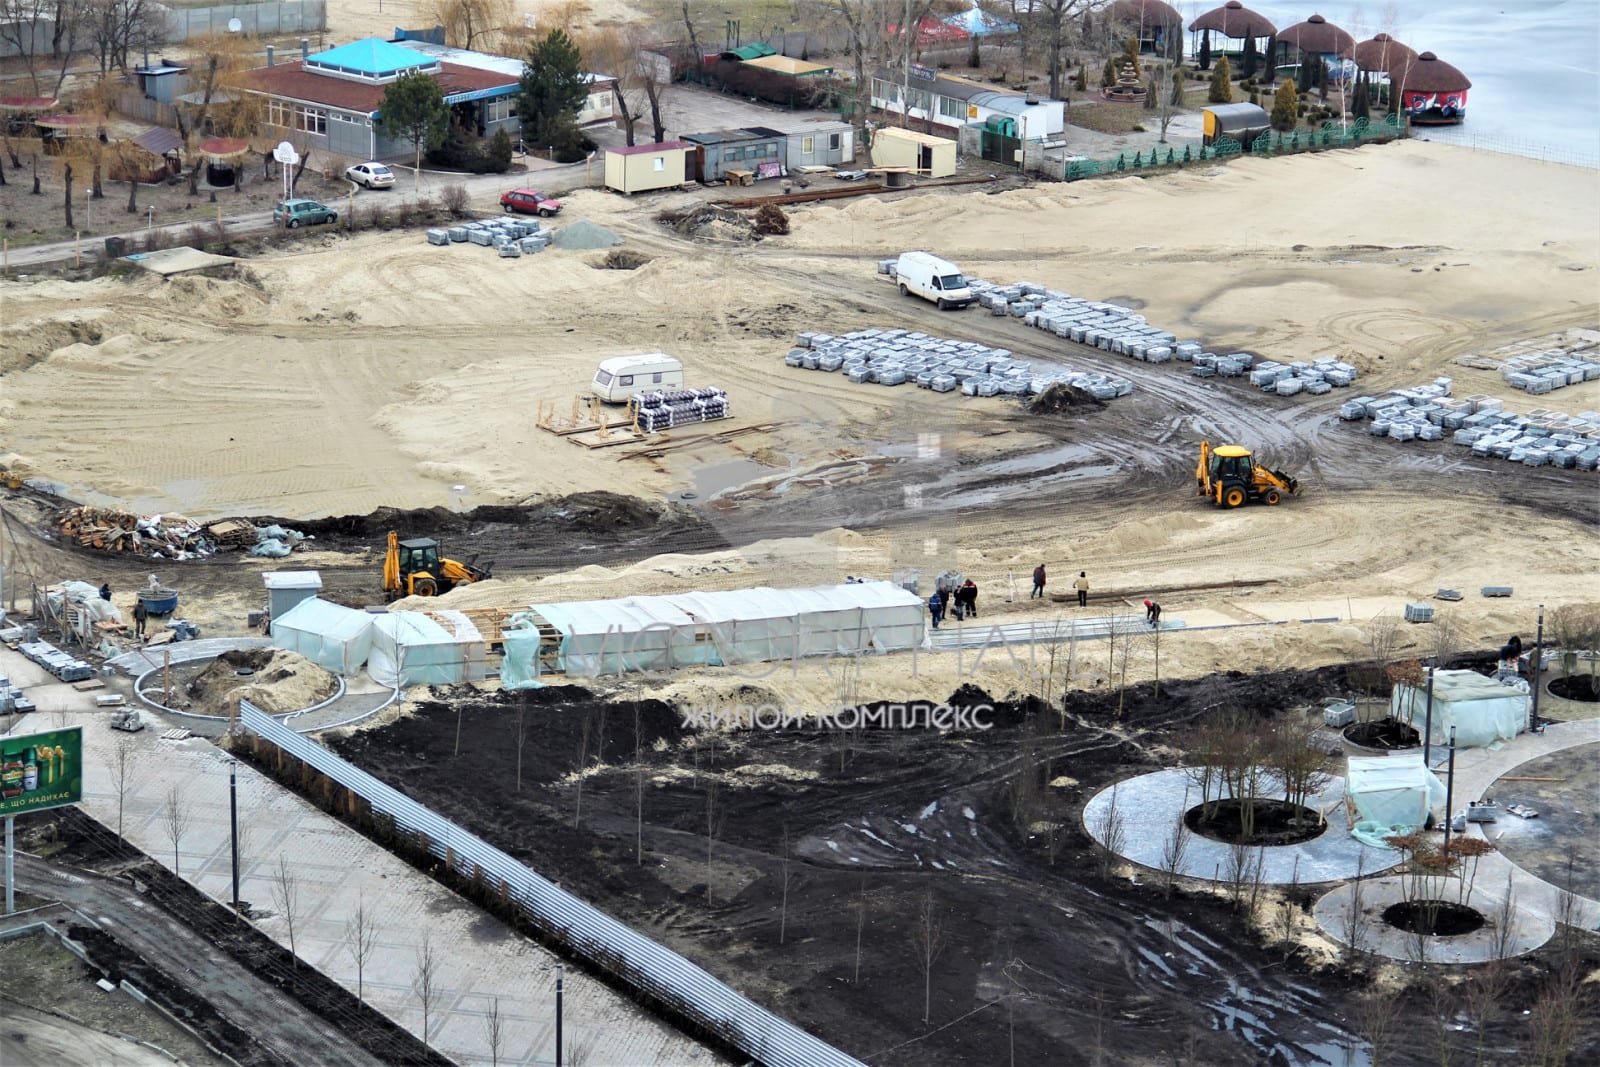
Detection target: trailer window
<box><xmin>595</xmin><ymin>370</ymin><xmax>613</xmax><ymax>385</ymax></box>
<box><xmin>652</xmin><ymin>372</ymin><xmax>663</xmax><ymax>383</ymax></box>
<box><xmin>939</xmin><ymin>273</ymin><xmax>965</xmax><ymax>289</ymax></box>
<box><xmin>619</xmin><ymin>375</ymin><xmax>634</xmax><ymax>386</ymax></box>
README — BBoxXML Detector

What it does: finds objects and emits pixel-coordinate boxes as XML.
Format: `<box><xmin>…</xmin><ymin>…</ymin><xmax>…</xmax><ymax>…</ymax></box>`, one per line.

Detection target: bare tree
<box><xmin>86</xmin><ymin>0</ymin><xmax>163</xmax><ymax>75</ymax></box>
<box><xmin>573</xmin><ymin>709</ymin><xmax>592</xmax><ymax>829</ymax></box>
<box><xmin>160</xmin><ymin>784</ymin><xmax>190</xmax><ymax>875</ymax></box>
<box><xmin>778</xmin><ymin>824</ymin><xmax>794</xmax><ymax>945</ymax></box>
<box><xmin>515</xmin><ymin>695</ymin><xmax>529</xmax><ymax>791</ymax></box>
<box><xmin>911</xmin><ymin>890</ymin><xmax>946</xmax><ymax>1025</ymax></box>
<box><xmin>853</xmin><ymin>874</ymin><xmax>869</xmax><ymax>984</ymax></box>
<box><xmin>0</xmin><ymin>0</ymin><xmax>89</xmax><ymax>97</ymax></box>
<box><xmin>1364</xmin><ymin>612</ymin><xmax>1402</xmax><ymax>671</ymax></box>
<box><xmin>1355</xmin><ymin>990</ymin><xmax>1400</xmax><ymax>1067</ymax></box>
<box><xmin>271</xmin><ymin>854</ymin><xmax>301</xmax><ymax>970</ymax></box>
<box><xmin>566</xmin><ymin>1032</ymin><xmax>598</xmax><ymax>1067</ymax></box>
<box><xmin>413</xmin><ymin>930</ymin><xmax>441</xmax><ymax>1049</ymax></box>
<box><xmin>111</xmin><ymin>735</ymin><xmax>136</xmax><ymax>842</ymax></box>
<box><xmin>485</xmin><ymin>996</ymin><xmax>505</xmax><ymax>1066</ymax></box>
<box><xmin>1431</xmin><ymin>607</ymin><xmax>1461</xmax><ymax>669</ymax></box>
<box><xmin>1343</xmin><ymin>853</ymin><xmax>1370</xmax><ymax>970</ymax></box>
<box><xmin>345</xmin><ymin>894</ymin><xmax>379</xmax><ymax>1005</ymax></box>
<box><xmin>1463</xmin><ymin>959</ymin><xmax>1510</xmax><ymax>1066</ymax></box>
<box><xmin>1035</xmin><ymin>0</ymin><xmax>1093</xmax><ymax>100</ymax></box>
<box><xmin>1093</xmin><ymin>783</ymin><xmax>1125</xmax><ymax>878</ymax></box>
<box><xmin>1158</xmin><ymin>788</ymin><xmax>1192</xmax><ymax>894</ymax></box>
<box><xmin>704</xmin><ymin>778</ymin><xmax>721</xmax><ymax>905</ymax></box>
<box><xmin>430</xmin><ymin>0</ymin><xmax>514</xmax><ymax>51</ymax></box>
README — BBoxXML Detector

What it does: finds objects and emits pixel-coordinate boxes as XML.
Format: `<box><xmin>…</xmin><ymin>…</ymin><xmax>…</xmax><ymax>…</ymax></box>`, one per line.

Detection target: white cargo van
<box><xmin>592</xmin><ymin>356</ymin><xmax>684</xmax><ymax>403</ymax></box>
<box><xmin>591</xmin><ymin>353</ymin><xmax>685</xmax><ymax>403</ymax></box>
<box><xmin>894</xmin><ymin>251</ymin><xmax>974</xmax><ymax>310</ymax></box>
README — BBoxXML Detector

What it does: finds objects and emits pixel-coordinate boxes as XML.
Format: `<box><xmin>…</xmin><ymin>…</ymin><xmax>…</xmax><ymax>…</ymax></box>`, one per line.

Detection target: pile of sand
<box><xmin>551</xmin><ymin>219</ymin><xmax>622</xmax><ymax>250</ymax></box>
<box><xmin>182</xmin><ymin>647</ymin><xmax>338</xmax><ymax>716</ymax></box>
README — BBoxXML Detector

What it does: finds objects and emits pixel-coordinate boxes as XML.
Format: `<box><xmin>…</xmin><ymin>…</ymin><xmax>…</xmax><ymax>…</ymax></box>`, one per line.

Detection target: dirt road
<box><xmin>11</xmin><ymin>852</ymin><xmax>389</xmax><ymax>1067</ymax></box>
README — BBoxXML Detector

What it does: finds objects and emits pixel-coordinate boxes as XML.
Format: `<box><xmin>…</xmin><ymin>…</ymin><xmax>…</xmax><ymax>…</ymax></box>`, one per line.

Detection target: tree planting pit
<box><xmin>1548</xmin><ymin>674</ymin><xmax>1600</xmax><ymax>702</ymax></box>
<box><xmin>1184</xmin><ymin>799</ymin><xmax>1327</xmax><ymax>847</ymax></box>
<box><xmin>1343</xmin><ymin>717</ymin><xmax>1420</xmax><ymax>751</ymax></box>
<box><xmin>1381</xmin><ymin>900</ymin><xmax>1486</xmax><ymax>937</ymax></box>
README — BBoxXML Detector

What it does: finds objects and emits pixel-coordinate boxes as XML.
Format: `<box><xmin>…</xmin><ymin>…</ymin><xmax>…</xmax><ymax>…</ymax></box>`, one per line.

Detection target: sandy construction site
<box><xmin>3</xmin><ymin>142</ymin><xmax>1596</xmax><ymax>677</ymax></box>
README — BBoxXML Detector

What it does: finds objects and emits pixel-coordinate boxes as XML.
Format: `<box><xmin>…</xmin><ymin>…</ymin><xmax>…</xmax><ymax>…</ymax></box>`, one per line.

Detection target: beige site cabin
<box><xmin>870</xmin><ymin>127</ymin><xmax>957</xmax><ymax>178</ymax></box>
<box><xmin>592</xmin><ymin>354</ymin><xmax>685</xmax><ymax>402</ymax></box>
<box><xmin>603</xmin><ymin>141</ymin><xmax>690</xmax><ymax>195</ymax></box>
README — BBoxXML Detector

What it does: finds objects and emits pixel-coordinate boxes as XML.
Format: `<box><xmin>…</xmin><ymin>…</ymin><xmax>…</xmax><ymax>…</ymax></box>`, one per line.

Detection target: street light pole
<box><xmin>555</xmin><ymin>962</ymin><xmax>564</xmax><ymax>1067</ymax></box>
<box><xmin>229</xmin><ymin>759</ymin><xmax>241</xmax><ymax>914</ymax></box>
<box><xmin>1530</xmin><ymin>603</ymin><xmax>1545</xmax><ymax>734</ymax></box>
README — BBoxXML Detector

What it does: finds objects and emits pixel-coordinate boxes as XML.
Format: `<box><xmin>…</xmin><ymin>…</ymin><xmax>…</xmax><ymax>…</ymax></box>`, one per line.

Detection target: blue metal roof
<box><xmin>305</xmin><ymin>37</ymin><xmax>434</xmax><ymax>77</ymax></box>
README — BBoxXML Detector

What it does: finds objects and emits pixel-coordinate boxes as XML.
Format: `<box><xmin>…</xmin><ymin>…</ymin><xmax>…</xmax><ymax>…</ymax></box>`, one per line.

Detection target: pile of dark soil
<box><xmin>1382</xmin><ymin>900</ymin><xmax>1486</xmax><ymax>937</ymax></box>
<box><xmin>657</xmin><ymin>205</ymin><xmax>762</xmax><ymax>242</ymax></box>
<box><xmin>752</xmin><ymin>204</ymin><xmax>789</xmax><ymax>235</ymax></box>
<box><xmin>1027</xmin><ymin>382</ymin><xmax>1106</xmax><ymax>414</ymax></box>
<box><xmin>1184</xmin><ymin>798</ymin><xmax>1326</xmax><ymax>846</ymax></box>
<box><xmin>1344</xmin><ymin>717</ymin><xmax>1421</xmax><ymax>750</ymax></box>
<box><xmin>596</xmin><ymin>248</ymin><xmax>652</xmax><ymax>270</ymax></box>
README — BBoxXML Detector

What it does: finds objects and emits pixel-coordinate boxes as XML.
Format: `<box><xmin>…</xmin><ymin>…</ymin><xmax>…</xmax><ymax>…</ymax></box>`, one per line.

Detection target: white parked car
<box><xmin>345</xmin><ymin>162</ymin><xmax>395</xmax><ymax>189</ymax></box>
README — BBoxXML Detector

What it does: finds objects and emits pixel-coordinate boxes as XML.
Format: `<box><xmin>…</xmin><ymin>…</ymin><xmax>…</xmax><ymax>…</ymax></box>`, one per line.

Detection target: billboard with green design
<box><xmin>0</xmin><ymin>727</ymin><xmax>83</xmax><ymax>816</ymax></box>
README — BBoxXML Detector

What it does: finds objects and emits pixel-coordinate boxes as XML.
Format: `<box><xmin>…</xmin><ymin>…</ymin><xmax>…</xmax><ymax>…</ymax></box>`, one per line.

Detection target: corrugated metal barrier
<box><xmin>239</xmin><ymin>702</ymin><xmax>867</xmax><ymax>1067</ymax></box>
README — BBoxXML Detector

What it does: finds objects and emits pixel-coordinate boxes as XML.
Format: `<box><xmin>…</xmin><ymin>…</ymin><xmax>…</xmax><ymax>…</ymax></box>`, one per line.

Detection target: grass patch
<box><xmin>1068</xmin><ymin>102</ymin><xmax>1162</xmax><ymax>135</ymax></box>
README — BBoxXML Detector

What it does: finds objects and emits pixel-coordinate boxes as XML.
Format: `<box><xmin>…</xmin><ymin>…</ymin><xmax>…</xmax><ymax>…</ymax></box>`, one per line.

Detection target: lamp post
<box><xmin>228</xmin><ymin>758</ymin><xmax>241</xmax><ymax>914</ymax></box>
<box><xmin>1530</xmin><ymin>604</ymin><xmax>1545</xmax><ymax>734</ymax></box>
<box><xmin>542</xmin><ymin>961</ymin><xmax>564</xmax><ymax>1065</ymax></box>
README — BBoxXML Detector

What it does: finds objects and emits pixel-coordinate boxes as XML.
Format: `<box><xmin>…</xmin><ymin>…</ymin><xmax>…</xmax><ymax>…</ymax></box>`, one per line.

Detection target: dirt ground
<box><xmin>320</xmin><ymin>672</ymin><xmax>1600</xmax><ymax>1066</ymax></box>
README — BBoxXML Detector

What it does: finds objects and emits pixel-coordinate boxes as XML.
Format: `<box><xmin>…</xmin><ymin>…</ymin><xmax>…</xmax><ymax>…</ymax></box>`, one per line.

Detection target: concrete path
<box><xmin>0</xmin><ymin>665</ymin><xmax>723</xmax><ymax>1066</ymax></box>
<box><xmin>1442</xmin><ymin>718</ymin><xmax>1600</xmax><ymax>929</ymax></box>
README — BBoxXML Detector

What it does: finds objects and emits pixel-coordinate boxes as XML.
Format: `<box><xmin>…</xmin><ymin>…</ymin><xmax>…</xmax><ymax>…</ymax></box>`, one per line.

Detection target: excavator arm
<box><xmin>440</xmin><ymin>557</ymin><xmax>492</xmax><ymax>585</ymax></box>
<box><xmin>382</xmin><ymin>531</ymin><xmax>401</xmax><ymax>594</ymax></box>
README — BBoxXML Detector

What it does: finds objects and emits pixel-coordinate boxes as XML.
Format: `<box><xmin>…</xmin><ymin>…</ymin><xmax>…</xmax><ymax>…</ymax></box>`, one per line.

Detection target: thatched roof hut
<box><xmin>1188</xmin><ymin>1</ymin><xmax>1276</xmax><ymax>41</ymax></box>
<box><xmin>1109</xmin><ymin>0</ymin><xmax>1182</xmax><ymax>32</ymax></box>
<box><xmin>1396</xmin><ymin>52</ymin><xmax>1471</xmax><ymax>125</ymax></box>
<box><xmin>1353</xmin><ymin>33</ymin><xmax>1418</xmax><ymax>74</ymax></box>
<box><xmin>1277</xmin><ymin>14</ymin><xmax>1356</xmax><ymax>58</ymax></box>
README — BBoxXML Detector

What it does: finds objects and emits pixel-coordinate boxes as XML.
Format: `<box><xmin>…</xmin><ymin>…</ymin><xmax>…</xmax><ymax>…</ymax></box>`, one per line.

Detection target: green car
<box><xmin>273</xmin><ymin>198</ymin><xmax>338</xmax><ymax>228</ymax></box>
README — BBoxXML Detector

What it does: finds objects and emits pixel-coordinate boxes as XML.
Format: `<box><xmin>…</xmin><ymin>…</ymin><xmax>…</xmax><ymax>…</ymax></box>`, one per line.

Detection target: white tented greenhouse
<box><xmin>1346</xmin><ymin>753</ymin><xmax>1446</xmax><ymax>839</ymax></box>
<box><xmin>502</xmin><ymin>581</ymin><xmax>926</xmax><ymax>680</ymax></box>
<box><xmin>368</xmin><ymin>610</ymin><xmax>491</xmax><ymax>688</ymax></box>
<box><xmin>270</xmin><ymin>597</ymin><xmax>374</xmax><ymax>675</ymax></box>
<box><xmin>1391</xmin><ymin>669</ymin><xmax>1527</xmax><ymax>748</ymax></box>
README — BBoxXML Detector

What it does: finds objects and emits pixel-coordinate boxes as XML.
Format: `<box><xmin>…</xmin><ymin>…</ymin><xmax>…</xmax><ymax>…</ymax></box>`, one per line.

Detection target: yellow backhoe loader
<box><xmin>382</xmin><ymin>531</ymin><xmax>492</xmax><ymax>600</ymax></box>
<box><xmin>1196</xmin><ymin>441</ymin><xmax>1300</xmax><ymax>508</ymax></box>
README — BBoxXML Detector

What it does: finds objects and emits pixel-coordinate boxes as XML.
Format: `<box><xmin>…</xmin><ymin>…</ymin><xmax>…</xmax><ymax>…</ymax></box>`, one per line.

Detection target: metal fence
<box><xmin>160</xmin><ymin>1</ymin><xmax>326</xmax><ymax>43</ymax></box>
<box><xmin>1063</xmin><ymin>113</ymin><xmax>1406</xmax><ymax>180</ymax></box>
<box><xmin>239</xmin><ymin>702</ymin><xmax>867</xmax><ymax>1067</ymax></box>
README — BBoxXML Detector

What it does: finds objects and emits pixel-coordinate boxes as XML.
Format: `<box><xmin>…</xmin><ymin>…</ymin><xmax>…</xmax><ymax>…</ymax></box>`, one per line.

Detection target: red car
<box><xmin>499</xmin><ymin>189</ymin><xmax>562</xmax><ymax>217</ymax></box>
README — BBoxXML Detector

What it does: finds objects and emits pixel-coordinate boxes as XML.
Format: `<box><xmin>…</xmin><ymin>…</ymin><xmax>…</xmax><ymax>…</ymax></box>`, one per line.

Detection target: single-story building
<box><xmin>239</xmin><ymin>37</ymin><xmax>521</xmax><ymax>162</ymax></box>
<box><xmin>393</xmin><ymin>38</ymin><xmax>617</xmax><ymax>128</ymax></box>
<box><xmin>604</xmin><ymin>140</ymin><xmax>690</xmax><ymax>194</ymax></box>
<box><xmin>869</xmin><ymin>67</ymin><xmax>1063</xmax><ymax>139</ymax></box>
<box><xmin>132</xmin><ymin>60</ymin><xmax>188</xmax><ymax>104</ymax></box>
<box><xmin>871</xmin><ymin>126</ymin><xmax>956</xmax><ymax>177</ymax></box>
<box><xmin>775</xmin><ymin>118</ymin><xmax>855</xmax><ymax>169</ymax></box>
<box><xmin>681</xmin><ymin>127</ymin><xmax>787</xmax><ymax>183</ymax></box>
<box><xmin>739</xmin><ymin>53</ymin><xmax>833</xmax><ymax>79</ymax></box>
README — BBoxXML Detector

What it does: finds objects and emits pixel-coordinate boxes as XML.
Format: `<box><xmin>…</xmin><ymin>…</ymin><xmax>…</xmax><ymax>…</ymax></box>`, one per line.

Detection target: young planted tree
<box><xmin>1266</xmin><ymin>716</ymin><xmax>1330</xmax><ymax>828</ymax></box>
<box><xmin>485</xmin><ymin>996</ymin><xmax>505</xmax><ymax>1066</ymax></box>
<box><xmin>518</xmin><ymin>28</ymin><xmax>589</xmax><ymax>160</ymax></box>
<box><xmin>778</xmin><ymin>824</ymin><xmax>794</xmax><ymax>945</ymax></box>
<box><xmin>912</xmin><ymin>890</ymin><xmax>945</xmax><ymax>1025</ymax></box>
<box><xmin>703</xmin><ymin>778</ymin><xmax>721</xmax><ymax>905</ymax></box>
<box><xmin>413</xmin><ymin>930</ymin><xmax>441</xmax><ymax>1049</ymax></box>
<box><xmin>573</xmin><ymin>708</ymin><xmax>592</xmax><ymax>829</ymax></box>
<box><xmin>270</xmin><ymin>855</ymin><xmax>301</xmax><ymax>970</ymax></box>
<box><xmin>160</xmin><ymin>784</ymin><xmax>190</xmax><ymax>875</ymax></box>
<box><xmin>853</xmin><ymin>873</ymin><xmax>869</xmax><ymax>985</ymax></box>
<box><xmin>1037</xmin><ymin>0</ymin><xmax>1093</xmax><ymax>100</ymax></box>
<box><xmin>1207</xmin><ymin>54</ymin><xmax>1233</xmax><ymax>103</ymax></box>
<box><xmin>345</xmin><ymin>893</ymin><xmax>379</xmax><ymax>1005</ymax></box>
<box><xmin>0</xmin><ymin>0</ymin><xmax>87</xmax><ymax>97</ymax></box>
<box><xmin>379</xmin><ymin>71</ymin><xmax>449</xmax><ymax>190</ymax></box>
<box><xmin>112</xmin><ymin>736</ymin><xmax>136</xmax><ymax>842</ymax></box>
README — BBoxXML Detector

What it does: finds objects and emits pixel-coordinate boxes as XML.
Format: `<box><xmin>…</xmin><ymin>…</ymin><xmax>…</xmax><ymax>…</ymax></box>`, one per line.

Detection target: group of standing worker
<box><xmin>1030</xmin><ymin>565</ymin><xmax>1093</xmax><ymax>607</ymax></box>
<box><xmin>927</xmin><ymin>579</ymin><xmax>980</xmax><ymax>629</ymax></box>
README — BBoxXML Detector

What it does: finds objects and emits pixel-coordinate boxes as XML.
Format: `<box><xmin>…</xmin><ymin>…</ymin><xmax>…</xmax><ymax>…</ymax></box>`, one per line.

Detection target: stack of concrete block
<box><xmin>963</xmin><ymin>278</ymin><xmax>1199</xmax><ymax>373</ymax></box>
<box><xmin>1248</xmin><ymin>356</ymin><xmax>1360</xmax><ymax>397</ymax></box>
<box><xmin>1501</xmin><ymin>349</ymin><xmax>1600</xmax><ymax>394</ymax></box>
<box><xmin>1346</xmin><ymin>381</ymin><xmax>1600</xmax><ymax>470</ymax></box>
<box><xmin>446</xmin><ymin>217</ymin><xmax>549</xmax><ymax>254</ymax></box>
<box><xmin>787</xmin><ymin>328</ymin><xmax>1134</xmax><ymax>402</ymax></box>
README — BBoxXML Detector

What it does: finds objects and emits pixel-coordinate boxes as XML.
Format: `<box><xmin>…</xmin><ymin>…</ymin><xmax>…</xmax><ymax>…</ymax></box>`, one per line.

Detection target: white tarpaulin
<box><xmin>269</xmin><ymin>597</ymin><xmax>373</xmax><ymax>675</ymax></box>
<box><xmin>519</xmin><ymin>581</ymin><xmax>926</xmax><ymax>678</ymax></box>
<box><xmin>1347</xmin><ymin>753</ymin><xmax>1447</xmax><ymax>828</ymax></box>
<box><xmin>368</xmin><ymin>610</ymin><xmax>488</xmax><ymax>688</ymax></box>
<box><xmin>1391</xmin><ymin>669</ymin><xmax>1527</xmax><ymax>748</ymax></box>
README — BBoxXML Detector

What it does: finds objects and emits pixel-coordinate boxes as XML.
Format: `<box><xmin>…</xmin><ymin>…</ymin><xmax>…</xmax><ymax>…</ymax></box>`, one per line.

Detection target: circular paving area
<box><xmin>1481</xmin><ymin>742</ymin><xmax>1600</xmax><ymax>902</ymax></box>
<box><xmin>1313</xmin><ymin>875</ymin><xmax>1555</xmax><ymax>963</ymax></box>
<box><xmin>1082</xmin><ymin>768</ymin><xmax>1398</xmax><ymax>884</ymax></box>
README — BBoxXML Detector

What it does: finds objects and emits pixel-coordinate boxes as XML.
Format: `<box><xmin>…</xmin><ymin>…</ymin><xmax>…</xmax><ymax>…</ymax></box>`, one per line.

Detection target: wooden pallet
<box><xmin>160</xmin><ymin>728</ymin><xmax>193</xmax><ymax>741</ymax></box>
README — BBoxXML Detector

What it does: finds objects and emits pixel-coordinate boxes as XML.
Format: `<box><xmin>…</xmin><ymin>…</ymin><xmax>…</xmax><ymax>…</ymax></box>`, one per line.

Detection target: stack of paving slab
<box><xmin>787</xmin><ymin>328</ymin><xmax>1133</xmax><ymax>401</ymax></box>
<box><xmin>1499</xmin><ymin>348</ymin><xmax>1600</xmax><ymax>395</ymax></box>
<box><xmin>1245</xmin><ymin>356</ymin><xmax>1361</xmax><ymax>396</ymax></box>
<box><xmin>1337</xmin><ymin>380</ymin><xmax>1600</xmax><ymax>469</ymax></box>
<box><xmin>629</xmin><ymin>387</ymin><xmax>730</xmax><ymax>433</ymax></box>
<box><xmin>430</xmin><ymin>216</ymin><xmax>551</xmax><ymax>255</ymax></box>
<box><xmin>18</xmin><ymin>640</ymin><xmax>94</xmax><ymax>682</ymax></box>
<box><xmin>963</xmin><ymin>278</ymin><xmax>1199</xmax><ymax>370</ymax></box>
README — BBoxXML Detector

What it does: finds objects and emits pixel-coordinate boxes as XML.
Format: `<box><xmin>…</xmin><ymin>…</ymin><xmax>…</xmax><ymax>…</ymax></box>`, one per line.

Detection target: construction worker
<box><xmin>1074</xmin><ymin>571</ymin><xmax>1090</xmax><ymax>608</ymax></box>
<box><xmin>928</xmin><ymin>589</ymin><xmax>946</xmax><ymax>630</ymax></box>
<box><xmin>1144</xmin><ymin>599</ymin><xmax>1161</xmax><ymax>627</ymax></box>
<box><xmin>99</xmin><ymin>583</ymin><xmax>112</xmax><ymax>602</ymax></box>
<box><xmin>133</xmin><ymin>599</ymin><xmax>148</xmax><ymax>638</ymax></box>
<box><xmin>1031</xmin><ymin>564</ymin><xmax>1046</xmax><ymax>599</ymax></box>
<box><xmin>960</xmin><ymin>579</ymin><xmax>979</xmax><ymax>619</ymax></box>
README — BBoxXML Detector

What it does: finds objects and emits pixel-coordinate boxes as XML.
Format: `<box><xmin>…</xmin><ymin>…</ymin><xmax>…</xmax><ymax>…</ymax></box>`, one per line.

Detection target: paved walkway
<box><xmin>1445</xmin><ymin>718</ymin><xmax>1600</xmax><ymax>929</ymax></box>
<box><xmin>0</xmin><ymin>669</ymin><xmax>723</xmax><ymax>1066</ymax></box>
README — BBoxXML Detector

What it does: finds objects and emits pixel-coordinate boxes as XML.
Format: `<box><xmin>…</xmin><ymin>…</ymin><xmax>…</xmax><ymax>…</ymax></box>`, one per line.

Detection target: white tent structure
<box><xmin>270</xmin><ymin>597</ymin><xmax>374</xmax><ymax>675</ymax></box>
<box><xmin>1391</xmin><ymin>669</ymin><xmax>1527</xmax><ymax>748</ymax></box>
<box><xmin>1347</xmin><ymin>753</ymin><xmax>1446</xmax><ymax>830</ymax></box>
<box><xmin>515</xmin><ymin>581</ymin><xmax>926</xmax><ymax>678</ymax></box>
<box><xmin>368</xmin><ymin>610</ymin><xmax>489</xmax><ymax>688</ymax></box>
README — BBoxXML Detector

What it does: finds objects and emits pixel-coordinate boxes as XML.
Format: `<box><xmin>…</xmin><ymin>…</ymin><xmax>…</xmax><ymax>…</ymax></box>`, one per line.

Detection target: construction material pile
<box><xmin>629</xmin><ymin>388</ymin><xmax>730</xmax><ymax>433</ymax></box>
<box><xmin>1499</xmin><ymin>348</ymin><xmax>1600</xmax><ymax>395</ymax></box>
<box><xmin>18</xmin><ymin>640</ymin><xmax>93</xmax><ymax>682</ymax></box>
<box><xmin>786</xmin><ymin>329</ymin><xmax>1134</xmax><ymax>401</ymax></box>
<box><xmin>428</xmin><ymin>216</ymin><xmax>551</xmax><ymax>256</ymax></box>
<box><xmin>1245</xmin><ymin>357</ymin><xmax>1361</xmax><ymax>395</ymax></box>
<box><xmin>57</xmin><ymin>507</ymin><xmax>308</xmax><ymax>560</ymax></box>
<box><xmin>663</xmin><ymin>205</ymin><xmax>762</xmax><ymax>242</ymax></box>
<box><xmin>1338</xmin><ymin>380</ymin><xmax>1600</xmax><ymax>469</ymax></box>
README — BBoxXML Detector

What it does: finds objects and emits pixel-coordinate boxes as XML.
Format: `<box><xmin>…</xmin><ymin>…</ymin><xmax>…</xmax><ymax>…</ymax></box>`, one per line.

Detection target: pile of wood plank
<box><xmin>58</xmin><ymin>506</ymin><xmax>213</xmax><ymax>558</ymax></box>
<box><xmin>202</xmin><ymin>518</ymin><xmax>258</xmax><ymax>549</ymax></box>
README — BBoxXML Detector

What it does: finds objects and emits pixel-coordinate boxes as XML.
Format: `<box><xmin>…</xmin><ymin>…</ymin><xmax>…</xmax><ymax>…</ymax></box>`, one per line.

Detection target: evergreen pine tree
<box><xmin>1199</xmin><ymin>30</ymin><xmax>1211</xmax><ymax>71</ymax></box>
<box><xmin>1242</xmin><ymin>35</ymin><xmax>1257</xmax><ymax>79</ymax></box>
<box><xmin>1101</xmin><ymin>57</ymin><xmax>1118</xmax><ymax>88</ymax></box>
<box><xmin>1270</xmin><ymin>79</ymin><xmax>1298</xmax><ymax>130</ymax></box>
<box><xmin>1075</xmin><ymin>66</ymin><xmax>1088</xmax><ymax>92</ymax></box>
<box><xmin>1170</xmin><ymin>68</ymin><xmax>1186</xmax><ymax>106</ymax></box>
